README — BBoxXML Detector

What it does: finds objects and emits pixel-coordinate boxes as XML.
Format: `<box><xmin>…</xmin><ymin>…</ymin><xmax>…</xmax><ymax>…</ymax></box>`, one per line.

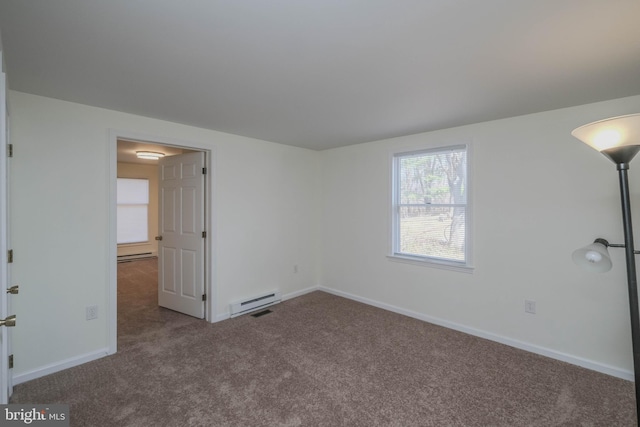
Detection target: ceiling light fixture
<box><xmin>136</xmin><ymin>151</ymin><xmax>165</xmax><ymax>160</ymax></box>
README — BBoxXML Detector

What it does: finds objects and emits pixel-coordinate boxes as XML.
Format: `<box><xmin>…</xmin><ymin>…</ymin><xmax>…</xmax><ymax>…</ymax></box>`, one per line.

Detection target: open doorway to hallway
<box><xmin>115</xmin><ymin>139</ymin><xmax>208</xmax><ymax>345</ymax></box>
<box><xmin>116</xmin><ymin>139</ymin><xmax>198</xmax><ymax>263</ymax></box>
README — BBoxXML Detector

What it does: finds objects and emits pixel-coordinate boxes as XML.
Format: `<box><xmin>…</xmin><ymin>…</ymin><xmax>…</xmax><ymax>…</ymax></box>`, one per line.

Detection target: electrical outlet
<box><xmin>86</xmin><ymin>305</ymin><xmax>98</xmax><ymax>320</ymax></box>
<box><xmin>525</xmin><ymin>300</ymin><xmax>536</xmax><ymax>314</ymax></box>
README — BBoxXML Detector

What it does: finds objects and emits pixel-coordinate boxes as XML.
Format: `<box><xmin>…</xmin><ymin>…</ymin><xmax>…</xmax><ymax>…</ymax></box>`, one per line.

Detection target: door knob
<box><xmin>155</xmin><ymin>236</ymin><xmax>163</xmax><ymax>241</ymax></box>
<box><xmin>6</xmin><ymin>286</ymin><xmax>18</xmax><ymax>295</ymax></box>
<box><xmin>0</xmin><ymin>315</ymin><xmax>16</xmax><ymax>327</ymax></box>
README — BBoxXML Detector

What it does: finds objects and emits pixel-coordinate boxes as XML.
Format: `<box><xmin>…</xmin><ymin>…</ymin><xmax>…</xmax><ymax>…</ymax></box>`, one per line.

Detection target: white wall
<box><xmin>320</xmin><ymin>95</ymin><xmax>640</xmax><ymax>378</ymax></box>
<box><xmin>9</xmin><ymin>91</ymin><xmax>320</xmax><ymax>378</ymax></box>
<box><xmin>8</xmin><ymin>88</ymin><xmax>640</xmax><ymax>382</ymax></box>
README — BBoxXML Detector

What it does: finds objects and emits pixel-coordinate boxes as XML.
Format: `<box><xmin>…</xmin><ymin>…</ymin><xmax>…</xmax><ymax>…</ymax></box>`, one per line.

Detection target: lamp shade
<box><xmin>571</xmin><ymin>113</ymin><xmax>640</xmax><ymax>152</ymax></box>
<box><xmin>572</xmin><ymin>240</ymin><xmax>612</xmax><ymax>273</ymax></box>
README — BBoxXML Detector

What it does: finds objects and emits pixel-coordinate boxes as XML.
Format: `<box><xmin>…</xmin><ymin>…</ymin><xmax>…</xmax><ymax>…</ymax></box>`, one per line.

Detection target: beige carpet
<box><xmin>9</xmin><ymin>258</ymin><xmax>636</xmax><ymax>426</ymax></box>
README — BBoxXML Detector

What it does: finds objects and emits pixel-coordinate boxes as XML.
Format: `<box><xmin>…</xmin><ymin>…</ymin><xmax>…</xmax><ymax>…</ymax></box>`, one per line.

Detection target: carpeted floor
<box><xmin>9</xmin><ymin>258</ymin><xmax>637</xmax><ymax>426</ymax></box>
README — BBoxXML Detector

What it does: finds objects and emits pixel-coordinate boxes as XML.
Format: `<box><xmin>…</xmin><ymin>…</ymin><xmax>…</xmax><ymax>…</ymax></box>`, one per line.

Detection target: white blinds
<box><xmin>117</xmin><ymin>178</ymin><xmax>149</xmax><ymax>244</ymax></box>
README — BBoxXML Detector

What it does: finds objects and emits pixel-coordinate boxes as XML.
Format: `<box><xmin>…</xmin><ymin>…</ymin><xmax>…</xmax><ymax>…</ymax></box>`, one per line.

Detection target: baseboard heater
<box><xmin>117</xmin><ymin>252</ymin><xmax>155</xmax><ymax>262</ymax></box>
<box><xmin>230</xmin><ymin>291</ymin><xmax>281</xmax><ymax>318</ymax></box>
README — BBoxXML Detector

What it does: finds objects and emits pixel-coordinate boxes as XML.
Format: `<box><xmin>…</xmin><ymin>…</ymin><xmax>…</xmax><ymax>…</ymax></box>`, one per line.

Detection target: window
<box><xmin>391</xmin><ymin>144</ymin><xmax>470</xmax><ymax>268</ymax></box>
<box><xmin>117</xmin><ymin>178</ymin><xmax>149</xmax><ymax>244</ymax></box>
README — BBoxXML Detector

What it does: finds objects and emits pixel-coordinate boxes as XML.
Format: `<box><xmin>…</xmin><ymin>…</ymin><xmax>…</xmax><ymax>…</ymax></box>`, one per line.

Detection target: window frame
<box><xmin>389</xmin><ymin>143</ymin><xmax>473</xmax><ymax>272</ymax></box>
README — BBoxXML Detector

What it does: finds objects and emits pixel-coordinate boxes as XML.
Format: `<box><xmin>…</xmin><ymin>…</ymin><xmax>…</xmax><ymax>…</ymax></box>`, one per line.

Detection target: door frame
<box><xmin>0</xmin><ymin>44</ymin><xmax>11</xmax><ymax>403</ymax></box>
<box><xmin>107</xmin><ymin>129</ymin><xmax>216</xmax><ymax>355</ymax></box>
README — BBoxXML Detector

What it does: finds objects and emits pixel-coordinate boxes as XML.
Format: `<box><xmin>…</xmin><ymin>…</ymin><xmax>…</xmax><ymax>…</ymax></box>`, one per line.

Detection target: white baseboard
<box><xmin>319</xmin><ymin>286</ymin><xmax>634</xmax><ymax>382</ymax></box>
<box><xmin>214</xmin><ymin>312</ymin><xmax>230</xmax><ymax>323</ymax></box>
<box><xmin>213</xmin><ymin>285</ymin><xmax>320</xmax><ymax>323</ymax></box>
<box><xmin>20</xmin><ymin>286</ymin><xmax>629</xmax><ymax>385</ymax></box>
<box><xmin>282</xmin><ymin>285</ymin><xmax>319</xmax><ymax>302</ymax></box>
<box><xmin>13</xmin><ymin>348</ymin><xmax>110</xmax><ymax>385</ymax></box>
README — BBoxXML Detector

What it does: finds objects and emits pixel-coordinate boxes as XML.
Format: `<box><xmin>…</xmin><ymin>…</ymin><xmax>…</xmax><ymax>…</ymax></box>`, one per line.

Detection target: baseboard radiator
<box><xmin>230</xmin><ymin>291</ymin><xmax>281</xmax><ymax>318</ymax></box>
<box><xmin>117</xmin><ymin>252</ymin><xmax>155</xmax><ymax>263</ymax></box>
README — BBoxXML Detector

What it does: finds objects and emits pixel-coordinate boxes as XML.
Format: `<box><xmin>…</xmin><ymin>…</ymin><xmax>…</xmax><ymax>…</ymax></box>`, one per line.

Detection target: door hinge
<box><xmin>0</xmin><ymin>315</ymin><xmax>15</xmax><ymax>327</ymax></box>
<box><xmin>8</xmin><ymin>354</ymin><xmax>13</xmax><ymax>369</ymax></box>
<box><xmin>202</xmin><ymin>231</ymin><xmax>207</xmax><ymax>238</ymax></box>
<box><xmin>202</xmin><ymin>167</ymin><xmax>207</xmax><ymax>175</ymax></box>
<box><xmin>202</xmin><ymin>294</ymin><xmax>207</xmax><ymax>301</ymax></box>
<box><xmin>7</xmin><ymin>144</ymin><xmax>13</xmax><ymax>158</ymax></box>
<box><xmin>7</xmin><ymin>249</ymin><xmax>13</xmax><ymax>264</ymax></box>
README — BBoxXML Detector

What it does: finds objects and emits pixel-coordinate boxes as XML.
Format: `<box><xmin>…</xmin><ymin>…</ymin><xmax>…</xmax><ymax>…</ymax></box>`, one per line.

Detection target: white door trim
<box><xmin>107</xmin><ymin>129</ymin><xmax>216</xmax><ymax>355</ymax></box>
<box><xmin>0</xmin><ymin>46</ymin><xmax>10</xmax><ymax>403</ymax></box>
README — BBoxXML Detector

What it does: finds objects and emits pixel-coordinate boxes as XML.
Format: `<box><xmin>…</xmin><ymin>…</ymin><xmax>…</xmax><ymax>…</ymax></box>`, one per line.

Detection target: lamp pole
<box><xmin>616</xmin><ymin>161</ymin><xmax>640</xmax><ymax>419</ymax></box>
<box><xmin>572</xmin><ymin>114</ymin><xmax>640</xmax><ymax>423</ymax></box>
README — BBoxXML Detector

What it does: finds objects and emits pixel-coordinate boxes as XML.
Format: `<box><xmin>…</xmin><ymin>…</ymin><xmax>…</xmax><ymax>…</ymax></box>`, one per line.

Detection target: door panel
<box><xmin>158</xmin><ymin>152</ymin><xmax>205</xmax><ymax>318</ymax></box>
<box><xmin>182</xmin><ymin>187</ymin><xmax>196</xmax><ymax>233</ymax></box>
<box><xmin>181</xmin><ymin>249</ymin><xmax>197</xmax><ymax>298</ymax></box>
<box><xmin>162</xmin><ymin>187</ymin><xmax>176</xmax><ymax>232</ymax></box>
<box><xmin>161</xmin><ymin>247</ymin><xmax>177</xmax><ymax>293</ymax></box>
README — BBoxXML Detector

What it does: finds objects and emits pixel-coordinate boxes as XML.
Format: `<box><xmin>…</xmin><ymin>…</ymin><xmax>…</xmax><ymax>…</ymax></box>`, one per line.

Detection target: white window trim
<box><xmin>388</xmin><ymin>142</ymin><xmax>474</xmax><ymax>272</ymax></box>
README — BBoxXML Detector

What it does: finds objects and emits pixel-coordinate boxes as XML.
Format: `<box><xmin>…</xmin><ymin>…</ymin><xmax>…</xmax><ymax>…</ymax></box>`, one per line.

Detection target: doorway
<box><xmin>108</xmin><ymin>132</ymin><xmax>214</xmax><ymax>355</ymax></box>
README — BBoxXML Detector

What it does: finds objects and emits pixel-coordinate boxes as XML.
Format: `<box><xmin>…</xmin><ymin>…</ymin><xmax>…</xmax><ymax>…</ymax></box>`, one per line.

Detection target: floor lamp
<box><xmin>571</xmin><ymin>113</ymin><xmax>640</xmax><ymax>421</ymax></box>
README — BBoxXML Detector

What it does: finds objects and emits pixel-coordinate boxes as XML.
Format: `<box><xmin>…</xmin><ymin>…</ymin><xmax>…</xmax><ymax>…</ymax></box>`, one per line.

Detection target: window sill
<box><xmin>386</xmin><ymin>254</ymin><xmax>474</xmax><ymax>274</ymax></box>
<box><xmin>117</xmin><ymin>242</ymin><xmax>150</xmax><ymax>247</ymax></box>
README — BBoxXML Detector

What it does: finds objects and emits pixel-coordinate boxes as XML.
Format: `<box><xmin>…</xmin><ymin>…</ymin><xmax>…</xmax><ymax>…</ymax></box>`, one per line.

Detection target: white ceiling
<box><xmin>1</xmin><ymin>1</ymin><xmax>639</xmax><ymax>151</ymax></box>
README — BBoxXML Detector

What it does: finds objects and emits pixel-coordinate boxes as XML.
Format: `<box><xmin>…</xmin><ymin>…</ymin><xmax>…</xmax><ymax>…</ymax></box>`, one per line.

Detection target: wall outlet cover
<box><xmin>86</xmin><ymin>305</ymin><xmax>98</xmax><ymax>320</ymax></box>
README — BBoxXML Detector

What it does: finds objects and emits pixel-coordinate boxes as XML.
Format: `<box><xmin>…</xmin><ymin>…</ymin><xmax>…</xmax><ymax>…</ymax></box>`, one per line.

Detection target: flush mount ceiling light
<box><xmin>136</xmin><ymin>151</ymin><xmax>165</xmax><ymax>160</ymax></box>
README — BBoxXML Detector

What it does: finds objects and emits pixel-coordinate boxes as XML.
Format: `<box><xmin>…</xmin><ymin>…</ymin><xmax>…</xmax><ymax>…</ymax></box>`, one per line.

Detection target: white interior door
<box><xmin>158</xmin><ymin>152</ymin><xmax>205</xmax><ymax>318</ymax></box>
<box><xmin>0</xmin><ymin>47</ymin><xmax>12</xmax><ymax>403</ymax></box>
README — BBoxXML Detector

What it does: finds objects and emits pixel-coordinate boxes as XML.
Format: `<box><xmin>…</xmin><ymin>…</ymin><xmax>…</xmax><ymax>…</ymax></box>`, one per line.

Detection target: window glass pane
<box><xmin>398</xmin><ymin>206</ymin><xmax>465</xmax><ymax>261</ymax></box>
<box><xmin>117</xmin><ymin>205</ymin><xmax>148</xmax><ymax>244</ymax></box>
<box><xmin>117</xmin><ymin>178</ymin><xmax>150</xmax><ymax>244</ymax></box>
<box><xmin>399</xmin><ymin>148</ymin><xmax>467</xmax><ymax>205</ymax></box>
<box><xmin>117</xmin><ymin>178</ymin><xmax>149</xmax><ymax>204</ymax></box>
<box><xmin>394</xmin><ymin>145</ymin><xmax>468</xmax><ymax>264</ymax></box>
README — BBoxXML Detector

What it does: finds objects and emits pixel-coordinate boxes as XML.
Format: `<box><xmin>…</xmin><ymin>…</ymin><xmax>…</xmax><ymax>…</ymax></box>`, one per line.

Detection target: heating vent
<box><xmin>230</xmin><ymin>291</ymin><xmax>281</xmax><ymax>318</ymax></box>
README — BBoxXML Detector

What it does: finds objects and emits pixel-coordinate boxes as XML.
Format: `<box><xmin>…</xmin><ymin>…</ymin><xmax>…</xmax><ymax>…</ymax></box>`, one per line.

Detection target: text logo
<box><xmin>1</xmin><ymin>405</ymin><xmax>69</xmax><ymax>426</ymax></box>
